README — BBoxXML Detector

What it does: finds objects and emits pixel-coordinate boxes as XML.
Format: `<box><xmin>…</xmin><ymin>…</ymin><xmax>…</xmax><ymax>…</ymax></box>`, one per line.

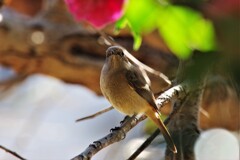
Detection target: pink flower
<box><xmin>65</xmin><ymin>0</ymin><xmax>126</xmax><ymax>28</ymax></box>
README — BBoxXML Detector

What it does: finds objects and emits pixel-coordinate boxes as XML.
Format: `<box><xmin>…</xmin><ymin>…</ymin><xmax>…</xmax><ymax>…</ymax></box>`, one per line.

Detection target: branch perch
<box><xmin>71</xmin><ymin>83</ymin><xmax>188</xmax><ymax>160</ymax></box>
<box><xmin>127</xmin><ymin>96</ymin><xmax>184</xmax><ymax>160</ymax></box>
<box><xmin>127</xmin><ymin>83</ymin><xmax>188</xmax><ymax>160</ymax></box>
<box><xmin>0</xmin><ymin>145</ymin><xmax>26</xmax><ymax>160</ymax></box>
<box><xmin>156</xmin><ymin>84</ymin><xmax>187</xmax><ymax>109</ymax></box>
<box><xmin>71</xmin><ymin>115</ymin><xmax>145</xmax><ymax>160</ymax></box>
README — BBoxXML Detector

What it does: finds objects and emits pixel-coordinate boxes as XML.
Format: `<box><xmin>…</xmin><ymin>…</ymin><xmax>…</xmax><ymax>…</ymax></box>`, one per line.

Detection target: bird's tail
<box><xmin>146</xmin><ymin>109</ymin><xmax>177</xmax><ymax>153</ymax></box>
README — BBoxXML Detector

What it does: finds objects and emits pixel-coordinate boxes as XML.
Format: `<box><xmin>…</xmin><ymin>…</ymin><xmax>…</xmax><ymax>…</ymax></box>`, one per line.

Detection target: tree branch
<box><xmin>75</xmin><ymin>84</ymin><xmax>186</xmax><ymax>123</ymax></box>
<box><xmin>156</xmin><ymin>84</ymin><xmax>187</xmax><ymax>109</ymax></box>
<box><xmin>127</xmin><ymin>97</ymin><xmax>183</xmax><ymax>160</ymax></box>
<box><xmin>127</xmin><ymin>83</ymin><xmax>188</xmax><ymax>160</ymax></box>
<box><xmin>71</xmin><ymin>83</ymin><xmax>188</xmax><ymax>160</ymax></box>
<box><xmin>71</xmin><ymin>115</ymin><xmax>146</xmax><ymax>160</ymax></box>
<box><xmin>165</xmin><ymin>51</ymin><xmax>216</xmax><ymax>160</ymax></box>
<box><xmin>0</xmin><ymin>145</ymin><xmax>26</xmax><ymax>160</ymax></box>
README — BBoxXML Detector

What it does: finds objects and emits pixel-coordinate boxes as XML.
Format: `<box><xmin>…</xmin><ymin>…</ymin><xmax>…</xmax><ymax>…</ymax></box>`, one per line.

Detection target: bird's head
<box><xmin>105</xmin><ymin>46</ymin><xmax>129</xmax><ymax>69</ymax></box>
<box><xmin>106</xmin><ymin>46</ymin><xmax>125</xmax><ymax>57</ymax></box>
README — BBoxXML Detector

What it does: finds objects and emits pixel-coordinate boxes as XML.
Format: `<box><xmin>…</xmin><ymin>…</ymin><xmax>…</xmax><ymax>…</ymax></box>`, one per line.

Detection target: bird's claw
<box><xmin>110</xmin><ymin>126</ymin><xmax>121</xmax><ymax>132</ymax></box>
<box><xmin>120</xmin><ymin>115</ymin><xmax>130</xmax><ymax>124</ymax></box>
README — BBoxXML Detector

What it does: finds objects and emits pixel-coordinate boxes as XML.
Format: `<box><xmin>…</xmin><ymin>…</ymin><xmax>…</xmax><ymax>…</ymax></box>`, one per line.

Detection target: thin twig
<box><xmin>128</xmin><ymin>129</ymin><xmax>160</xmax><ymax>160</ymax></box>
<box><xmin>199</xmin><ymin>107</ymin><xmax>209</xmax><ymax>118</ymax></box>
<box><xmin>75</xmin><ymin>91</ymin><xmax>170</xmax><ymax>122</ymax></box>
<box><xmin>76</xmin><ymin>106</ymin><xmax>114</xmax><ymax>122</ymax></box>
<box><xmin>127</xmin><ymin>94</ymin><xmax>184</xmax><ymax>160</ymax></box>
<box><xmin>98</xmin><ymin>31</ymin><xmax>171</xmax><ymax>86</ymax></box>
<box><xmin>71</xmin><ymin>83</ymin><xmax>187</xmax><ymax>160</ymax></box>
<box><xmin>0</xmin><ymin>145</ymin><xmax>26</xmax><ymax>160</ymax></box>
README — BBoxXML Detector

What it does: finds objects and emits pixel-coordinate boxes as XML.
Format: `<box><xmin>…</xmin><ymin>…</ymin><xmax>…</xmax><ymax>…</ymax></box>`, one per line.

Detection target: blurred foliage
<box><xmin>116</xmin><ymin>0</ymin><xmax>216</xmax><ymax>59</ymax></box>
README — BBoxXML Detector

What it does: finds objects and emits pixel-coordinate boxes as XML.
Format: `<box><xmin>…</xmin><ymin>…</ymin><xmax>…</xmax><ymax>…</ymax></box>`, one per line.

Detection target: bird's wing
<box><xmin>125</xmin><ymin>65</ymin><xmax>158</xmax><ymax>109</ymax></box>
<box><xmin>126</xmin><ymin>65</ymin><xmax>177</xmax><ymax>153</ymax></box>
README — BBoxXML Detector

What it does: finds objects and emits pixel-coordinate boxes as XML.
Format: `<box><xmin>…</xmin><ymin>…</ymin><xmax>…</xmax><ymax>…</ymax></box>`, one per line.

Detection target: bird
<box><xmin>100</xmin><ymin>46</ymin><xmax>177</xmax><ymax>153</ymax></box>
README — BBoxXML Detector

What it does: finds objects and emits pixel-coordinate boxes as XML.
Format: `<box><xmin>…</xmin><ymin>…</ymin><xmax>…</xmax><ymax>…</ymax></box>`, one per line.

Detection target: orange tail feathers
<box><xmin>146</xmin><ymin>110</ymin><xmax>177</xmax><ymax>153</ymax></box>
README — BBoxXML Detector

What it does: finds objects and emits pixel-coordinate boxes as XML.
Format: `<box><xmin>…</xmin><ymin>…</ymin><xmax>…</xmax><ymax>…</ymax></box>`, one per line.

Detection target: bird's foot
<box><xmin>120</xmin><ymin>115</ymin><xmax>130</xmax><ymax>124</ymax></box>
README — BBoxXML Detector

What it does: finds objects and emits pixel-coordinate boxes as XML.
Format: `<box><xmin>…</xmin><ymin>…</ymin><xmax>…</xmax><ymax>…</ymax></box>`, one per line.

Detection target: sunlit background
<box><xmin>0</xmin><ymin>0</ymin><xmax>239</xmax><ymax>160</ymax></box>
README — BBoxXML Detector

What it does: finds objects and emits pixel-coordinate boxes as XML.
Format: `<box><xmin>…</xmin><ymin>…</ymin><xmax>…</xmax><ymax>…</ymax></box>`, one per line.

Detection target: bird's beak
<box><xmin>106</xmin><ymin>55</ymin><xmax>122</xmax><ymax>68</ymax></box>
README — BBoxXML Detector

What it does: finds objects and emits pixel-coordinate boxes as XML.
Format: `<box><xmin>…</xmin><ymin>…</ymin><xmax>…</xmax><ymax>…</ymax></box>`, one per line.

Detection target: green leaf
<box><xmin>115</xmin><ymin>16</ymin><xmax>128</xmax><ymax>33</ymax></box>
<box><xmin>133</xmin><ymin>32</ymin><xmax>142</xmax><ymax>50</ymax></box>
<box><xmin>116</xmin><ymin>0</ymin><xmax>215</xmax><ymax>59</ymax></box>
<box><xmin>116</xmin><ymin>0</ymin><xmax>161</xmax><ymax>50</ymax></box>
<box><xmin>157</xmin><ymin>6</ymin><xmax>215</xmax><ymax>59</ymax></box>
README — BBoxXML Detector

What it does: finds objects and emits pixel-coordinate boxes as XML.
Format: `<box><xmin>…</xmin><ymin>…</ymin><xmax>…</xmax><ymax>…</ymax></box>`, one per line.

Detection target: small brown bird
<box><xmin>100</xmin><ymin>46</ymin><xmax>177</xmax><ymax>153</ymax></box>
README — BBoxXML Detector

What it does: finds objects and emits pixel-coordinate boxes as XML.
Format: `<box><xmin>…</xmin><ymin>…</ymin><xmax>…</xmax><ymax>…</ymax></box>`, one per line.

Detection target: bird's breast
<box><xmin>100</xmin><ymin>68</ymin><xmax>149</xmax><ymax>115</ymax></box>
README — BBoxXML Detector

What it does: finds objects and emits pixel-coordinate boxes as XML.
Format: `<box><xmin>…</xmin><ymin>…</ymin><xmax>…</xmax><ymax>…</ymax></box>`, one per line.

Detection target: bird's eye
<box><xmin>119</xmin><ymin>51</ymin><xmax>124</xmax><ymax>57</ymax></box>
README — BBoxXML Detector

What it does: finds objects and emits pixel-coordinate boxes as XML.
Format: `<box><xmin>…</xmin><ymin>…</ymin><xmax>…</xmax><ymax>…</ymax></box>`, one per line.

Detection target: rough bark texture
<box><xmin>165</xmin><ymin>52</ymin><xmax>214</xmax><ymax>160</ymax></box>
<box><xmin>166</xmin><ymin>88</ymin><xmax>203</xmax><ymax>160</ymax></box>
